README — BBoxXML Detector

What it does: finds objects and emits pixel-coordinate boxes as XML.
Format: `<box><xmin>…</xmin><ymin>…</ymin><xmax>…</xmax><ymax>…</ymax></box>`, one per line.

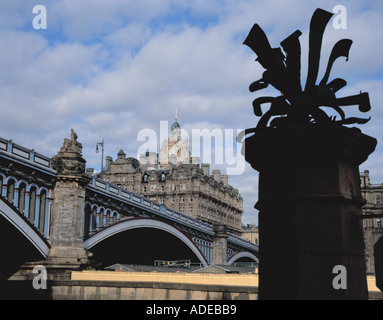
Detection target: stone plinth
<box><xmin>212</xmin><ymin>224</ymin><xmax>228</xmax><ymax>265</ymax></box>
<box><xmin>243</xmin><ymin>124</ymin><xmax>376</xmax><ymax>299</ymax></box>
<box><xmin>45</xmin><ymin>130</ymin><xmax>90</xmax><ymax>277</ymax></box>
<box><xmin>375</xmin><ymin>236</ymin><xmax>383</xmax><ymax>293</ymax></box>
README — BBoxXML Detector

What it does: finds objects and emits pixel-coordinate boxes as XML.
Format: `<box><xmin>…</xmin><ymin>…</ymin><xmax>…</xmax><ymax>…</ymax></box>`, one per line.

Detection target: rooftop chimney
<box><xmin>212</xmin><ymin>169</ymin><xmax>221</xmax><ymax>182</ymax></box>
<box><xmin>201</xmin><ymin>163</ymin><xmax>210</xmax><ymax>176</ymax></box>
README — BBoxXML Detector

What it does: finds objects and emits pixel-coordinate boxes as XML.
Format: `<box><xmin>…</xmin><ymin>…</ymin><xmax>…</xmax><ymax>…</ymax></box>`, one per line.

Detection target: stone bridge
<box><xmin>0</xmin><ymin>133</ymin><xmax>258</xmax><ymax>279</ymax></box>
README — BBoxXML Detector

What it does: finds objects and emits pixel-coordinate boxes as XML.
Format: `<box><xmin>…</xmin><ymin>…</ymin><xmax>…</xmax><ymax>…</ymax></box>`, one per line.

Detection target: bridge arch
<box><xmin>84</xmin><ymin>217</ymin><xmax>208</xmax><ymax>267</ymax></box>
<box><xmin>227</xmin><ymin>251</ymin><xmax>259</xmax><ymax>265</ymax></box>
<box><xmin>15</xmin><ymin>178</ymin><xmax>28</xmax><ymax>189</ymax></box>
<box><xmin>0</xmin><ymin>196</ymin><xmax>50</xmax><ymax>280</ymax></box>
<box><xmin>5</xmin><ymin>176</ymin><xmax>17</xmax><ymax>185</ymax></box>
<box><xmin>38</xmin><ymin>186</ymin><xmax>51</xmax><ymax>197</ymax></box>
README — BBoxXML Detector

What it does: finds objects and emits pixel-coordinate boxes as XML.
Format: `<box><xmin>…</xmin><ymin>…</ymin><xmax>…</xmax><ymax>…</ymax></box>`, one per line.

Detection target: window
<box><xmin>7</xmin><ymin>179</ymin><xmax>15</xmax><ymax>205</ymax></box>
<box><xmin>179</xmin><ymin>183</ymin><xmax>186</xmax><ymax>190</ymax></box>
<box><xmin>84</xmin><ymin>204</ymin><xmax>91</xmax><ymax>237</ymax></box>
<box><xmin>375</xmin><ymin>195</ymin><xmax>381</xmax><ymax>205</ymax></box>
<box><xmin>143</xmin><ymin>187</ymin><xmax>147</xmax><ymax>193</ymax></box>
<box><xmin>159</xmin><ymin>196</ymin><xmax>164</xmax><ymax>204</ymax></box>
<box><xmin>150</xmin><ymin>184</ymin><xmax>157</xmax><ymax>191</ymax></box>
<box><xmin>144</xmin><ymin>175</ymin><xmax>148</xmax><ymax>182</ymax></box>
<box><xmin>18</xmin><ymin>183</ymin><xmax>26</xmax><ymax>214</ymax></box>
<box><xmin>39</xmin><ymin>190</ymin><xmax>47</xmax><ymax>234</ymax></box>
<box><xmin>105</xmin><ymin>210</ymin><xmax>111</xmax><ymax>226</ymax></box>
<box><xmin>161</xmin><ymin>185</ymin><xmax>165</xmax><ymax>192</ymax></box>
<box><xmin>190</xmin><ymin>195</ymin><xmax>193</xmax><ymax>202</ymax></box>
<box><xmin>171</xmin><ymin>196</ymin><xmax>175</xmax><ymax>203</ymax></box>
<box><xmin>377</xmin><ymin>220</ymin><xmax>382</xmax><ymax>228</ymax></box>
<box><xmin>180</xmin><ymin>195</ymin><xmax>185</xmax><ymax>203</ymax></box>
<box><xmin>92</xmin><ymin>207</ymin><xmax>97</xmax><ymax>230</ymax></box>
<box><xmin>98</xmin><ymin>211</ymin><xmax>105</xmax><ymax>228</ymax></box>
<box><xmin>29</xmin><ymin>187</ymin><xmax>37</xmax><ymax>224</ymax></box>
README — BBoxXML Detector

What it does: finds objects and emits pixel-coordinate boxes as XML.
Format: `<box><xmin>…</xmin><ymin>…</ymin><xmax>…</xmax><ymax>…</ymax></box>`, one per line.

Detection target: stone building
<box><xmin>241</xmin><ymin>224</ymin><xmax>259</xmax><ymax>245</ymax></box>
<box><xmin>159</xmin><ymin>112</ymin><xmax>191</xmax><ymax>169</ymax></box>
<box><xmin>99</xmin><ymin>117</ymin><xmax>243</xmax><ymax>235</ymax></box>
<box><xmin>360</xmin><ymin>170</ymin><xmax>383</xmax><ymax>274</ymax></box>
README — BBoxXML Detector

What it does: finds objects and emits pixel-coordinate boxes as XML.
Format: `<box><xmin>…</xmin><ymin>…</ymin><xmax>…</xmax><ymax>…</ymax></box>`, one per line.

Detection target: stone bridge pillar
<box><xmin>212</xmin><ymin>224</ymin><xmax>228</xmax><ymax>265</ymax></box>
<box><xmin>45</xmin><ymin>129</ymin><xmax>90</xmax><ymax>278</ymax></box>
<box><xmin>375</xmin><ymin>236</ymin><xmax>383</xmax><ymax>294</ymax></box>
<box><xmin>244</xmin><ymin>125</ymin><xmax>376</xmax><ymax>299</ymax></box>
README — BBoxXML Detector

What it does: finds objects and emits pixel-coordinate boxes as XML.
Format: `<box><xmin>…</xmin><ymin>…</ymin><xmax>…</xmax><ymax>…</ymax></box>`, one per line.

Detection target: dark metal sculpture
<box><xmin>240</xmin><ymin>8</ymin><xmax>371</xmax><ymax>135</ymax></box>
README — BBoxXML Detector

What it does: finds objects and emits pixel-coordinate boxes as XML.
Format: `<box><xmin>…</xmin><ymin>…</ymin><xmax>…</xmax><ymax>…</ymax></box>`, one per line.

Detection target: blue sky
<box><xmin>1</xmin><ymin>0</ymin><xmax>383</xmax><ymax>225</ymax></box>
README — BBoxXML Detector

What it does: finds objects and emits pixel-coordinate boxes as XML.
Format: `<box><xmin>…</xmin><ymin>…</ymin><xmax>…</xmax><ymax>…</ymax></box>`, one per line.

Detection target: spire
<box><xmin>171</xmin><ymin>107</ymin><xmax>180</xmax><ymax>132</ymax></box>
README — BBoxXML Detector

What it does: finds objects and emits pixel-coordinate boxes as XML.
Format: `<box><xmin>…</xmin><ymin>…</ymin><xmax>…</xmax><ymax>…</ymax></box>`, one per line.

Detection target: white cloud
<box><xmin>1</xmin><ymin>0</ymin><xmax>383</xmax><ymax>226</ymax></box>
<box><xmin>48</xmin><ymin>0</ymin><xmax>173</xmax><ymax>41</ymax></box>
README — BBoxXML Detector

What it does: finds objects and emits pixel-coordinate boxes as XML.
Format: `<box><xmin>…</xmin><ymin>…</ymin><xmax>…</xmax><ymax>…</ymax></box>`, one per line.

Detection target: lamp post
<box><xmin>95</xmin><ymin>139</ymin><xmax>104</xmax><ymax>172</ymax></box>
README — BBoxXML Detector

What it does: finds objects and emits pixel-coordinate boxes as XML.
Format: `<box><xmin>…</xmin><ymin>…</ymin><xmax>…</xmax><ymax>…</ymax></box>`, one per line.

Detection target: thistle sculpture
<box><xmin>240</xmin><ymin>8</ymin><xmax>371</xmax><ymax>137</ymax></box>
<box><xmin>239</xmin><ymin>8</ymin><xmax>376</xmax><ymax>300</ymax></box>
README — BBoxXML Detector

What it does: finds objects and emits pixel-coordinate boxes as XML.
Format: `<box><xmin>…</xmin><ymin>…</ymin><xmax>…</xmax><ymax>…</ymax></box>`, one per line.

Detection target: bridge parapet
<box><xmin>0</xmin><ymin>137</ymin><xmax>54</xmax><ymax>171</ymax></box>
<box><xmin>0</xmin><ymin>137</ymin><xmax>55</xmax><ymax>238</ymax></box>
<box><xmin>0</xmin><ymin>134</ymin><xmax>258</xmax><ymax>272</ymax></box>
<box><xmin>87</xmin><ymin>177</ymin><xmax>215</xmax><ymax>235</ymax></box>
<box><xmin>86</xmin><ymin>176</ymin><xmax>258</xmax><ymax>264</ymax></box>
<box><xmin>228</xmin><ymin>235</ymin><xmax>258</xmax><ymax>253</ymax></box>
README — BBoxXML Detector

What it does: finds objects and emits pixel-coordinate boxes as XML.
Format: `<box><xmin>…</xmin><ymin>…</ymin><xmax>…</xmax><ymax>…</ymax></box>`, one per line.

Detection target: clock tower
<box><xmin>160</xmin><ymin>109</ymin><xmax>190</xmax><ymax>169</ymax></box>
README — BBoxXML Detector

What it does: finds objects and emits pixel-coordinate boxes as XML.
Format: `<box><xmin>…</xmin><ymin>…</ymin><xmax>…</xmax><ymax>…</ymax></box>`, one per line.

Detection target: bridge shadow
<box><xmin>88</xmin><ymin>227</ymin><xmax>202</xmax><ymax>268</ymax></box>
<box><xmin>0</xmin><ymin>196</ymin><xmax>50</xmax><ymax>280</ymax></box>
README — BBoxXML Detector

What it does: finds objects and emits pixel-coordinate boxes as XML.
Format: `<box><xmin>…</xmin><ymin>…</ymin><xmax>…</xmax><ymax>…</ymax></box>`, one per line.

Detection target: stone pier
<box><xmin>243</xmin><ymin>125</ymin><xmax>376</xmax><ymax>299</ymax></box>
<box><xmin>45</xmin><ymin>129</ymin><xmax>90</xmax><ymax>279</ymax></box>
<box><xmin>212</xmin><ymin>224</ymin><xmax>228</xmax><ymax>265</ymax></box>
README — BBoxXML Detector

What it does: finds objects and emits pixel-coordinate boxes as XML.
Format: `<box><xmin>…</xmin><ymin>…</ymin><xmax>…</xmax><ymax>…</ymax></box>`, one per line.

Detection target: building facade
<box><xmin>99</xmin><ymin>118</ymin><xmax>243</xmax><ymax>235</ymax></box>
<box><xmin>240</xmin><ymin>170</ymin><xmax>383</xmax><ymax>270</ymax></box>
<box><xmin>241</xmin><ymin>224</ymin><xmax>259</xmax><ymax>246</ymax></box>
<box><xmin>360</xmin><ymin>170</ymin><xmax>383</xmax><ymax>274</ymax></box>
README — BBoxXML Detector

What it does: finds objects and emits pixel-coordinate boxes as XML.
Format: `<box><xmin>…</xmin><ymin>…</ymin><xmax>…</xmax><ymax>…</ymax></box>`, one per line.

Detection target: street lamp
<box><xmin>95</xmin><ymin>139</ymin><xmax>104</xmax><ymax>172</ymax></box>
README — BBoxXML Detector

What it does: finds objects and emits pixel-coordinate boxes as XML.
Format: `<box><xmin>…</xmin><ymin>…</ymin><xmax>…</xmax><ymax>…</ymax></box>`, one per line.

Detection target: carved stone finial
<box><xmin>54</xmin><ymin>129</ymin><xmax>86</xmax><ymax>176</ymax></box>
<box><xmin>213</xmin><ymin>223</ymin><xmax>228</xmax><ymax>238</ymax></box>
<box><xmin>70</xmin><ymin>128</ymin><xmax>77</xmax><ymax>141</ymax></box>
<box><xmin>59</xmin><ymin>129</ymin><xmax>83</xmax><ymax>155</ymax></box>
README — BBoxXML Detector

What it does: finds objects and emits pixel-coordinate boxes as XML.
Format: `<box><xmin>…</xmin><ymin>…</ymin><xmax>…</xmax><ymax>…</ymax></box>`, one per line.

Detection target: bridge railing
<box><xmin>0</xmin><ymin>137</ymin><xmax>53</xmax><ymax>170</ymax></box>
<box><xmin>88</xmin><ymin>177</ymin><xmax>215</xmax><ymax>234</ymax></box>
<box><xmin>227</xmin><ymin>235</ymin><xmax>258</xmax><ymax>253</ymax></box>
<box><xmin>0</xmin><ymin>136</ymin><xmax>257</xmax><ymax>255</ymax></box>
<box><xmin>88</xmin><ymin>176</ymin><xmax>259</xmax><ymax>254</ymax></box>
<box><xmin>0</xmin><ymin>137</ymin><xmax>55</xmax><ymax>238</ymax></box>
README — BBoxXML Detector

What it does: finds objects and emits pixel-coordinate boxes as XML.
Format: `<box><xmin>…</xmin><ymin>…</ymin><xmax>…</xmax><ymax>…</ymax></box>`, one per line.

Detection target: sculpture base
<box><xmin>9</xmin><ymin>247</ymin><xmax>88</xmax><ymax>281</ymax></box>
<box><xmin>243</xmin><ymin>124</ymin><xmax>376</xmax><ymax>299</ymax></box>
